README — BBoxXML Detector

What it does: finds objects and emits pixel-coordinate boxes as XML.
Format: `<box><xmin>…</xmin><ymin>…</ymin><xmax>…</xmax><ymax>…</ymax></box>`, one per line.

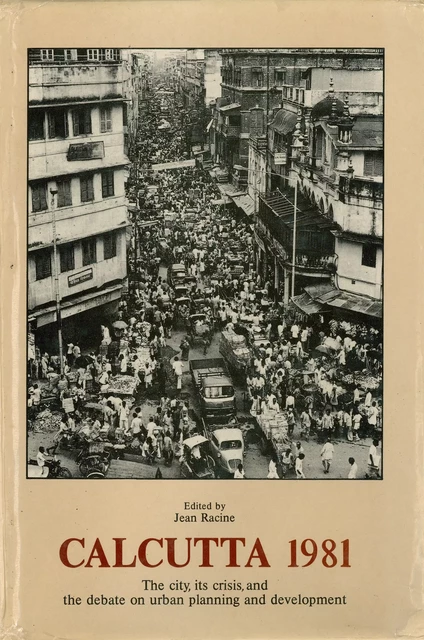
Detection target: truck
<box><xmin>189</xmin><ymin>358</ymin><xmax>236</xmax><ymax>422</ymax></box>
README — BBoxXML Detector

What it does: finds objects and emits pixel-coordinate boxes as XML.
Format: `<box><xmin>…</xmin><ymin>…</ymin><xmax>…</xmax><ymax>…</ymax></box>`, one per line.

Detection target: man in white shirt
<box><xmin>172</xmin><ymin>357</ymin><xmax>184</xmax><ymax>392</ymax></box>
<box><xmin>348</xmin><ymin>457</ymin><xmax>358</xmax><ymax>479</ymax></box>
<box><xmin>321</xmin><ymin>438</ymin><xmax>335</xmax><ymax>474</ymax></box>
<box><xmin>290</xmin><ymin>324</ymin><xmax>299</xmax><ymax>341</ymax></box>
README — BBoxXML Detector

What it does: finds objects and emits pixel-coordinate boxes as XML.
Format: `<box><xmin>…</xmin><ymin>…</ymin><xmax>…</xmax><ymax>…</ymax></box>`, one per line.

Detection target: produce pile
<box><xmin>33</xmin><ymin>409</ymin><xmax>62</xmax><ymax>433</ymax></box>
<box><xmin>341</xmin><ymin>372</ymin><xmax>381</xmax><ymax>391</ymax></box>
<box><xmin>104</xmin><ymin>375</ymin><xmax>138</xmax><ymax>396</ymax></box>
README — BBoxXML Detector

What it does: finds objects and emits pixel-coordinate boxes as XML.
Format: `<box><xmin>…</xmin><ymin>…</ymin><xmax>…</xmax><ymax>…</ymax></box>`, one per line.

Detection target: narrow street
<box><xmin>27</xmin><ymin>49</ymin><xmax>383</xmax><ymax>481</ymax></box>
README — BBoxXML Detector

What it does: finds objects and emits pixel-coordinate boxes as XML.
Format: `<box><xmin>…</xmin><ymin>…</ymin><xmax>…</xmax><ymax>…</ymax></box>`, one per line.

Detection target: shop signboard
<box><xmin>68</xmin><ymin>268</ymin><xmax>93</xmax><ymax>288</ymax></box>
<box><xmin>274</xmin><ymin>151</ymin><xmax>287</xmax><ymax>165</ymax></box>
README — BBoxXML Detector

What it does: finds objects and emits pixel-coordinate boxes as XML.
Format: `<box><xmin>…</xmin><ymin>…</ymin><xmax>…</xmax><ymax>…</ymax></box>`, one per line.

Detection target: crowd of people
<box><xmin>27</xmin><ymin>86</ymin><xmax>383</xmax><ymax>479</ymax></box>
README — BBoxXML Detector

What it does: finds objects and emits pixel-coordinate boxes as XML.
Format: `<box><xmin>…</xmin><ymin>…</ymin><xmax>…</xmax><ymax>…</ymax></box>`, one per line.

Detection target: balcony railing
<box><xmin>281</xmin><ymin>253</ymin><xmax>338</xmax><ymax>274</ymax></box>
<box><xmin>339</xmin><ymin>176</ymin><xmax>383</xmax><ymax>204</ymax></box>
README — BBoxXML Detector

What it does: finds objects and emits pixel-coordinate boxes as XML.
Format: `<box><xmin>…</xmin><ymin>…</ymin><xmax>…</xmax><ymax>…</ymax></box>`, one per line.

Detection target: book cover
<box><xmin>1</xmin><ymin>2</ymin><xmax>423</xmax><ymax>639</ymax></box>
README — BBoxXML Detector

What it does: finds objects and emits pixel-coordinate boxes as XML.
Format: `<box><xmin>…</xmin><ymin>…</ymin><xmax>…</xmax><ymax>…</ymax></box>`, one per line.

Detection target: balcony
<box><xmin>338</xmin><ymin>176</ymin><xmax>383</xmax><ymax>206</ymax></box>
<box><xmin>280</xmin><ymin>253</ymin><xmax>338</xmax><ymax>277</ymax></box>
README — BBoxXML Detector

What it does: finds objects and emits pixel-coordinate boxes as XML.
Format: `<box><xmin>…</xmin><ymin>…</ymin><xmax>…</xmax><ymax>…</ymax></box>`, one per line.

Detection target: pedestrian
<box><xmin>321</xmin><ymin>438</ymin><xmax>334</xmax><ymax>474</ymax></box>
<box><xmin>234</xmin><ymin>463</ymin><xmax>245</xmax><ymax>479</ymax></box>
<box><xmin>267</xmin><ymin>455</ymin><xmax>279</xmax><ymax>479</ymax></box>
<box><xmin>287</xmin><ymin>407</ymin><xmax>296</xmax><ymax>438</ymax></box>
<box><xmin>172</xmin><ymin>356</ymin><xmax>184</xmax><ymax>394</ymax></box>
<box><xmin>348</xmin><ymin>457</ymin><xmax>358</xmax><ymax>479</ymax></box>
<box><xmin>281</xmin><ymin>448</ymin><xmax>294</xmax><ymax>478</ymax></box>
<box><xmin>295</xmin><ymin>452</ymin><xmax>306</xmax><ymax>479</ymax></box>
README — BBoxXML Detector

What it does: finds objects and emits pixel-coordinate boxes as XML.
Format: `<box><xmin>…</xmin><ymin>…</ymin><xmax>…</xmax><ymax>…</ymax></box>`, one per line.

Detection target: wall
<box><xmin>204</xmin><ymin>50</ymin><xmax>222</xmax><ymax>106</ymax></box>
<box><xmin>29</xmin><ymin>104</ymin><xmax>127</xmax><ymax>180</ymax></box>
<box><xmin>28</xmin><ymin>228</ymin><xmax>127</xmax><ymax>310</ymax></box>
<box><xmin>29</xmin><ymin>64</ymin><xmax>125</xmax><ymax>104</ymax></box>
<box><xmin>335</xmin><ymin>237</ymin><xmax>382</xmax><ymax>299</ymax></box>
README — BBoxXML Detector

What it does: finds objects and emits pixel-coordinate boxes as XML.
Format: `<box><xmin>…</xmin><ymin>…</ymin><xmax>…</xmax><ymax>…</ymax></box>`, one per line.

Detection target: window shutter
<box><xmin>32</xmin><ymin>186</ymin><xmax>40</xmax><ymax>212</ymax></box>
<box><xmin>84</xmin><ymin>108</ymin><xmax>92</xmax><ymax>134</ymax></box>
<box><xmin>100</xmin><ymin>109</ymin><xmax>106</xmax><ymax>133</ymax></box>
<box><xmin>72</xmin><ymin>110</ymin><xmax>80</xmax><ymax>136</ymax></box>
<box><xmin>315</xmin><ymin>129</ymin><xmax>323</xmax><ymax>158</ymax></box>
<box><xmin>375</xmin><ymin>153</ymin><xmax>383</xmax><ymax>175</ymax></box>
<box><xmin>80</xmin><ymin>178</ymin><xmax>87</xmax><ymax>202</ymax></box>
<box><xmin>47</xmin><ymin>112</ymin><xmax>55</xmax><ymax>139</ymax></box>
<box><xmin>87</xmin><ymin>176</ymin><xmax>94</xmax><ymax>201</ymax></box>
<box><xmin>59</xmin><ymin>180</ymin><xmax>72</xmax><ymax>207</ymax></box>
<box><xmin>64</xmin><ymin>113</ymin><xmax>69</xmax><ymax>138</ymax></box>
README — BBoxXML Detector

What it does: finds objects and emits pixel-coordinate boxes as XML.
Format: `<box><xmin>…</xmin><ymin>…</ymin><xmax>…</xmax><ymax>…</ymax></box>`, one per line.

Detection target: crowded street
<box><xmin>27</xmin><ymin>50</ymin><xmax>383</xmax><ymax>480</ymax></box>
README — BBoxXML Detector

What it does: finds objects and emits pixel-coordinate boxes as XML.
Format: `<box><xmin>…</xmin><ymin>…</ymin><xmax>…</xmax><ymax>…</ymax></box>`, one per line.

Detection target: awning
<box><xmin>229</xmin><ymin>193</ymin><xmax>255</xmax><ymax>217</ymax></box>
<box><xmin>269</xmin><ymin>109</ymin><xmax>297</xmax><ymax>135</ymax></box>
<box><xmin>326</xmin><ymin>291</ymin><xmax>382</xmax><ymax>318</ymax></box>
<box><xmin>206</xmin><ymin>118</ymin><xmax>213</xmax><ymax>132</ymax></box>
<box><xmin>219</xmin><ymin>102</ymin><xmax>241</xmax><ymax>112</ymax></box>
<box><xmin>30</xmin><ymin>283</ymin><xmax>123</xmax><ymax>328</ymax></box>
<box><xmin>217</xmin><ymin>183</ymin><xmax>245</xmax><ymax>198</ymax></box>
<box><xmin>291</xmin><ymin>292</ymin><xmax>324</xmax><ymax>315</ymax></box>
<box><xmin>305</xmin><ymin>284</ymin><xmax>382</xmax><ymax>319</ymax></box>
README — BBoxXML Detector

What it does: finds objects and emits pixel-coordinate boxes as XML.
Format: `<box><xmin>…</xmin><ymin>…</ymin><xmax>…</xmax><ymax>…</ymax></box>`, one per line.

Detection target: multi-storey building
<box><xmin>215</xmin><ymin>49</ymin><xmax>382</xmax><ymax>194</ymax></box>
<box><xmin>28</xmin><ymin>48</ymin><xmax>130</xmax><ymax>351</ymax></box>
<box><xmin>256</xmin><ymin>65</ymin><xmax>383</xmax><ymax>321</ymax></box>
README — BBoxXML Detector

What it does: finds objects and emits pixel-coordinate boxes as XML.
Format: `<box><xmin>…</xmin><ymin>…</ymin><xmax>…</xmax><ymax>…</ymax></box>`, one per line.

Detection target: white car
<box><xmin>208</xmin><ymin>427</ymin><xmax>244</xmax><ymax>477</ymax></box>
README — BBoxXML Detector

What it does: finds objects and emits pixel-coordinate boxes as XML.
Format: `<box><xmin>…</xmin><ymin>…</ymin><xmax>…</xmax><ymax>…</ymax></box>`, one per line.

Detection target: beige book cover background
<box><xmin>1</xmin><ymin>1</ymin><xmax>423</xmax><ymax>639</ymax></box>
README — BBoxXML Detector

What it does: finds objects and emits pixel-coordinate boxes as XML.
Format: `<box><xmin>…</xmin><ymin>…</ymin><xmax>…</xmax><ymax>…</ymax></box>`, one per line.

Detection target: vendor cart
<box><xmin>255</xmin><ymin>411</ymin><xmax>291</xmax><ymax>459</ymax></box>
<box><xmin>188</xmin><ymin>313</ymin><xmax>213</xmax><ymax>347</ymax></box>
<box><xmin>219</xmin><ymin>331</ymin><xmax>251</xmax><ymax>374</ymax></box>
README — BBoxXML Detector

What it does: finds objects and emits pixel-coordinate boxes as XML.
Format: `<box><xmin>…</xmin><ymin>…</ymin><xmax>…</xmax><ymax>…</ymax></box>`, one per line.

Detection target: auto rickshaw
<box><xmin>180</xmin><ymin>435</ymin><xmax>215</xmax><ymax>479</ymax></box>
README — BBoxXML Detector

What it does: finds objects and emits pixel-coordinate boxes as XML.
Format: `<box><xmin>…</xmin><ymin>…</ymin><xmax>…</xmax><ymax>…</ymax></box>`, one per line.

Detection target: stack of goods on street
<box><xmin>219</xmin><ymin>331</ymin><xmax>251</xmax><ymax>373</ymax></box>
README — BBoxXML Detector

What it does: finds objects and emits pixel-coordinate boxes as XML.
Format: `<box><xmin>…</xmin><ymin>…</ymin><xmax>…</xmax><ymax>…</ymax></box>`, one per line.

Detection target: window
<box><xmin>82</xmin><ymin>238</ymin><xmax>97</xmax><ymax>266</ymax></box>
<box><xmin>31</xmin><ymin>182</ymin><xmax>48</xmax><ymax>213</ymax></box>
<box><xmin>101</xmin><ymin>170</ymin><xmax>115</xmax><ymax>198</ymax></box>
<box><xmin>28</xmin><ymin>110</ymin><xmax>45</xmax><ymax>140</ymax></box>
<box><xmin>64</xmin><ymin>49</ymin><xmax>77</xmax><ymax>61</ymax></box>
<box><xmin>252</xmin><ymin>68</ymin><xmax>264</xmax><ymax>87</ymax></box>
<box><xmin>362</xmin><ymin>244</ymin><xmax>377</xmax><ymax>269</ymax></box>
<box><xmin>35</xmin><ymin>250</ymin><xmax>52</xmax><ymax>281</ymax></box>
<box><xmin>56</xmin><ymin>179</ymin><xmax>72</xmax><ymax>208</ymax></box>
<box><xmin>40</xmin><ymin>49</ymin><xmax>54</xmax><ymax>61</ymax></box>
<box><xmin>103</xmin><ymin>232</ymin><xmax>117</xmax><ymax>259</ymax></box>
<box><xmin>234</xmin><ymin>67</ymin><xmax>241</xmax><ymax>87</ymax></box>
<box><xmin>315</xmin><ymin>128</ymin><xmax>324</xmax><ymax>160</ymax></box>
<box><xmin>100</xmin><ymin>107</ymin><xmax>112</xmax><ymax>133</ymax></box>
<box><xmin>60</xmin><ymin>244</ymin><xmax>75</xmax><ymax>273</ymax></box>
<box><xmin>364</xmin><ymin>152</ymin><xmax>383</xmax><ymax>177</ymax></box>
<box><xmin>275</xmin><ymin>69</ymin><xmax>286</xmax><ymax>85</ymax></box>
<box><xmin>80</xmin><ymin>175</ymin><xmax>94</xmax><ymax>202</ymax></box>
<box><xmin>87</xmin><ymin>49</ymin><xmax>99</xmax><ymax>61</ymax></box>
<box><xmin>47</xmin><ymin>108</ymin><xmax>68</xmax><ymax>138</ymax></box>
<box><xmin>122</xmin><ymin>104</ymin><xmax>128</xmax><ymax>127</ymax></box>
<box><xmin>72</xmin><ymin>107</ymin><xmax>92</xmax><ymax>136</ymax></box>
<box><xmin>104</xmin><ymin>49</ymin><xmax>119</xmax><ymax>61</ymax></box>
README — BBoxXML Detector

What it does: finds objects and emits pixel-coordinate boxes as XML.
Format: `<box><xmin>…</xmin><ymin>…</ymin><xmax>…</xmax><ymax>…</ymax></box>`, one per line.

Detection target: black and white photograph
<box><xmin>27</xmin><ymin>47</ymin><xmax>383</xmax><ymax>480</ymax></box>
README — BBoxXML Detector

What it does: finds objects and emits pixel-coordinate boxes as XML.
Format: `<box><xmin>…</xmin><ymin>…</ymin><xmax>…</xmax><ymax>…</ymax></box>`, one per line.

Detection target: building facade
<box><xmin>28</xmin><ymin>47</ymin><xmax>130</xmax><ymax>351</ymax></box>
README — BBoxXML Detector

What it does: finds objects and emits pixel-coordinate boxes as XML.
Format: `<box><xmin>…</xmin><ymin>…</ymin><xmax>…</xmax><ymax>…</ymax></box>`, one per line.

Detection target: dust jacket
<box><xmin>1</xmin><ymin>1</ymin><xmax>423</xmax><ymax>639</ymax></box>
